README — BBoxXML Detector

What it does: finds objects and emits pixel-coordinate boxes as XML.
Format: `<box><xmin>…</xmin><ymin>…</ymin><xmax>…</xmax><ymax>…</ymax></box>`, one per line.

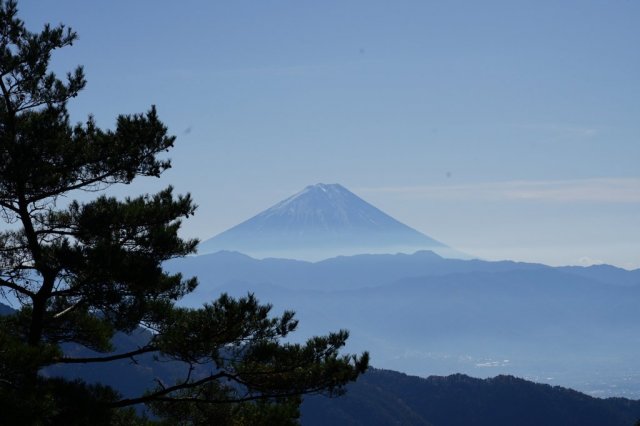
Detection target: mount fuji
<box><xmin>199</xmin><ymin>183</ymin><xmax>464</xmax><ymax>260</ymax></box>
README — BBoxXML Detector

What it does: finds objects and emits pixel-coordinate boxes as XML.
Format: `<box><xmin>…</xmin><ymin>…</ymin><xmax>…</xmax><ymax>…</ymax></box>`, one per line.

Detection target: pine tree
<box><xmin>0</xmin><ymin>1</ymin><xmax>368</xmax><ymax>423</ymax></box>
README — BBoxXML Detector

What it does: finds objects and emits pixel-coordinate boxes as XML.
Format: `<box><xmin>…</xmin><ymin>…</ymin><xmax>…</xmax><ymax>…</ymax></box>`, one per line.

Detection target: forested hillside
<box><xmin>302</xmin><ymin>369</ymin><xmax>640</xmax><ymax>426</ymax></box>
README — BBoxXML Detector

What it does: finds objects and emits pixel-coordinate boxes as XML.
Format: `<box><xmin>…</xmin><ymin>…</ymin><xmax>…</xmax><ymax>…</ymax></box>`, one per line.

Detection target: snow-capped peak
<box><xmin>198</xmin><ymin>183</ymin><xmax>456</xmax><ymax>260</ymax></box>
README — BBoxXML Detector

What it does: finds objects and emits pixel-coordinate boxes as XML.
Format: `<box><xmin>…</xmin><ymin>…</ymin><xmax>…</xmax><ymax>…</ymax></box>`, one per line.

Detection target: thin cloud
<box><xmin>357</xmin><ymin>178</ymin><xmax>640</xmax><ymax>203</ymax></box>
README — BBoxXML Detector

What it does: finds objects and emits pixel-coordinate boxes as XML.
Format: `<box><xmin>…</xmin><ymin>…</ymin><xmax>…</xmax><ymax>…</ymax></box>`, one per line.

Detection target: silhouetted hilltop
<box><xmin>302</xmin><ymin>369</ymin><xmax>640</xmax><ymax>426</ymax></box>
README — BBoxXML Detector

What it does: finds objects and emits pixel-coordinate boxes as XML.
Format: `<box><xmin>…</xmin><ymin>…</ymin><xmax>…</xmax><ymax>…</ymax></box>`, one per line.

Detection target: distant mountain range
<box><xmin>199</xmin><ymin>183</ymin><xmax>464</xmax><ymax>260</ymax></box>
<box><xmin>7</xmin><ymin>181</ymin><xmax>639</xmax><ymax>421</ymax></box>
<box><xmin>169</xmin><ymin>249</ymin><xmax>640</xmax><ymax>293</ymax></box>
<box><xmin>166</xmin><ymin>250</ymin><xmax>640</xmax><ymax>398</ymax></box>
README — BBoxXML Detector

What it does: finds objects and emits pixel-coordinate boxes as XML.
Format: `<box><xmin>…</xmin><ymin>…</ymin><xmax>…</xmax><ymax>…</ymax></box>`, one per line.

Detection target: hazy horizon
<box><xmin>16</xmin><ymin>1</ymin><xmax>640</xmax><ymax>269</ymax></box>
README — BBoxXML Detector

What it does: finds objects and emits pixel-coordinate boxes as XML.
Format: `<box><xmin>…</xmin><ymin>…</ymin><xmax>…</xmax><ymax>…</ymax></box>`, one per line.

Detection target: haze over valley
<box><xmin>169</xmin><ymin>184</ymin><xmax>640</xmax><ymax>398</ymax></box>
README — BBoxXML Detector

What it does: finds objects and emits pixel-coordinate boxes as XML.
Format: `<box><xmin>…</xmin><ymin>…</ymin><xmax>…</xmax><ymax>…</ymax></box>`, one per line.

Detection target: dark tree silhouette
<box><xmin>0</xmin><ymin>1</ymin><xmax>368</xmax><ymax>423</ymax></box>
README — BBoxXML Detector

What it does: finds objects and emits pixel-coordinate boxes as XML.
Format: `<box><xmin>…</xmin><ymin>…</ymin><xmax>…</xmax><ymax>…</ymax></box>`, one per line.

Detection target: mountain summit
<box><xmin>199</xmin><ymin>183</ymin><xmax>460</xmax><ymax>260</ymax></box>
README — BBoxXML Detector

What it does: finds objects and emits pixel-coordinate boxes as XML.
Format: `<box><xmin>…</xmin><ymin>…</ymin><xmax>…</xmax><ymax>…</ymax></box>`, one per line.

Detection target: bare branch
<box><xmin>152</xmin><ymin>388</ymin><xmax>325</xmax><ymax>405</ymax></box>
<box><xmin>0</xmin><ymin>277</ymin><xmax>35</xmax><ymax>298</ymax></box>
<box><xmin>110</xmin><ymin>371</ymin><xmax>233</xmax><ymax>408</ymax></box>
<box><xmin>0</xmin><ymin>200</ymin><xmax>19</xmax><ymax>214</ymax></box>
<box><xmin>111</xmin><ymin>372</ymin><xmax>329</xmax><ymax>408</ymax></box>
<box><xmin>52</xmin><ymin>300</ymin><xmax>82</xmax><ymax>319</ymax></box>
<box><xmin>53</xmin><ymin>345</ymin><xmax>158</xmax><ymax>364</ymax></box>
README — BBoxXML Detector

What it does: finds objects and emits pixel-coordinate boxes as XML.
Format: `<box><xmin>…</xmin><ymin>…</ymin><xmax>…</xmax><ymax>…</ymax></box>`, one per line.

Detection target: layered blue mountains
<box><xmin>169</xmin><ymin>184</ymin><xmax>640</xmax><ymax>399</ymax></box>
<box><xmin>9</xmin><ymin>182</ymin><xmax>638</xmax><ymax>423</ymax></box>
<box><xmin>168</xmin><ymin>250</ymin><xmax>640</xmax><ymax>399</ymax></box>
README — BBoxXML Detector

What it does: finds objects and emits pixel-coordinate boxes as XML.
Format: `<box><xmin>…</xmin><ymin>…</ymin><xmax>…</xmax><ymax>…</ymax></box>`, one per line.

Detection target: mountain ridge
<box><xmin>169</xmin><ymin>249</ymin><xmax>639</xmax><ymax>294</ymax></box>
<box><xmin>302</xmin><ymin>369</ymin><xmax>640</xmax><ymax>426</ymax></box>
<box><xmin>165</xmin><ymin>250</ymin><xmax>640</xmax><ymax>398</ymax></box>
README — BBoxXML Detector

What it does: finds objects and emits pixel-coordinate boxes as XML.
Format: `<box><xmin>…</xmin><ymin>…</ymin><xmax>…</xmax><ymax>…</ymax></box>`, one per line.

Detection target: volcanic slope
<box><xmin>199</xmin><ymin>183</ymin><xmax>461</xmax><ymax>260</ymax></box>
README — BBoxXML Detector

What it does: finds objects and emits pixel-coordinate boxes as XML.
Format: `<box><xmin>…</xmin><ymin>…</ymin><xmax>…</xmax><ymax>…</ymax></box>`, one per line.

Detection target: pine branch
<box><xmin>111</xmin><ymin>370</ymin><xmax>330</xmax><ymax>408</ymax></box>
<box><xmin>53</xmin><ymin>345</ymin><xmax>158</xmax><ymax>364</ymax></box>
<box><xmin>110</xmin><ymin>371</ymin><xmax>236</xmax><ymax>408</ymax></box>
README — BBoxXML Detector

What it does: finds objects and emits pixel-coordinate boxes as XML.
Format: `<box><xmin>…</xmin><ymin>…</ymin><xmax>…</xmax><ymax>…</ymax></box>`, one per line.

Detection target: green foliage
<box><xmin>0</xmin><ymin>0</ymin><xmax>368</xmax><ymax>423</ymax></box>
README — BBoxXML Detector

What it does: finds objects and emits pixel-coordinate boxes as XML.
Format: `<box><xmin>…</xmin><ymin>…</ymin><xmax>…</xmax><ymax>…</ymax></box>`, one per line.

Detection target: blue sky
<box><xmin>18</xmin><ymin>1</ymin><xmax>640</xmax><ymax>268</ymax></box>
